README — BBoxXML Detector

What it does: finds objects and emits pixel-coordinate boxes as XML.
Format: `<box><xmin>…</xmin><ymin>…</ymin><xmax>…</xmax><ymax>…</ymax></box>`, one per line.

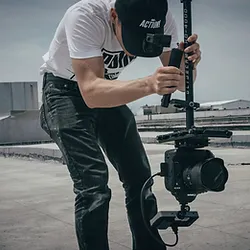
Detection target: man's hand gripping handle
<box><xmin>161</xmin><ymin>48</ymin><xmax>184</xmax><ymax>108</ymax></box>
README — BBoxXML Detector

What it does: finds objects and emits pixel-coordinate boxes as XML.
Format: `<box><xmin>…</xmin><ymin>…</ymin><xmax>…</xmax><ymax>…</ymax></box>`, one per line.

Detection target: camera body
<box><xmin>161</xmin><ymin>147</ymin><xmax>229</xmax><ymax>205</ymax></box>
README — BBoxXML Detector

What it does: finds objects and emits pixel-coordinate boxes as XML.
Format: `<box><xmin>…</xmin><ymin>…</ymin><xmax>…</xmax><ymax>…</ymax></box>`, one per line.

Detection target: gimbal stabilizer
<box><xmin>140</xmin><ymin>0</ymin><xmax>233</xmax><ymax>247</ymax></box>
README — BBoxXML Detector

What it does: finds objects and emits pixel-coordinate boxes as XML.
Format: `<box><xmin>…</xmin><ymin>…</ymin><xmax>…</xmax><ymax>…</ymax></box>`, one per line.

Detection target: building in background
<box><xmin>197</xmin><ymin>99</ymin><xmax>250</xmax><ymax>111</ymax></box>
<box><xmin>0</xmin><ymin>81</ymin><xmax>50</xmax><ymax>145</ymax></box>
<box><xmin>1</xmin><ymin>82</ymin><xmax>250</xmax><ymax>144</ymax></box>
<box><xmin>0</xmin><ymin>81</ymin><xmax>38</xmax><ymax>114</ymax></box>
<box><xmin>142</xmin><ymin>104</ymin><xmax>180</xmax><ymax>116</ymax></box>
<box><xmin>141</xmin><ymin>99</ymin><xmax>250</xmax><ymax>116</ymax></box>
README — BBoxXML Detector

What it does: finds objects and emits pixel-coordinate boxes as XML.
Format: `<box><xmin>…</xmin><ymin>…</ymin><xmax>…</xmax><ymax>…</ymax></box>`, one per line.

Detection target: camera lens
<box><xmin>183</xmin><ymin>158</ymin><xmax>228</xmax><ymax>193</ymax></box>
<box><xmin>200</xmin><ymin>158</ymin><xmax>228</xmax><ymax>191</ymax></box>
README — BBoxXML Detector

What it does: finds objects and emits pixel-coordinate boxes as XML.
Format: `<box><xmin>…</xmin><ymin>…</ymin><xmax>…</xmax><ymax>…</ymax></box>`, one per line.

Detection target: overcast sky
<box><xmin>0</xmin><ymin>0</ymin><xmax>249</xmax><ymax>112</ymax></box>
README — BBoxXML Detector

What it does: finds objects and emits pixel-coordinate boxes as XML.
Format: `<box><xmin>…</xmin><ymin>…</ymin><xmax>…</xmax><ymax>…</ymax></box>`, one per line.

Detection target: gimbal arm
<box><xmin>161</xmin><ymin>0</ymin><xmax>195</xmax><ymax>129</ymax></box>
<box><xmin>159</xmin><ymin>0</ymin><xmax>232</xmax><ymax>146</ymax></box>
<box><xmin>182</xmin><ymin>0</ymin><xmax>195</xmax><ymax>129</ymax></box>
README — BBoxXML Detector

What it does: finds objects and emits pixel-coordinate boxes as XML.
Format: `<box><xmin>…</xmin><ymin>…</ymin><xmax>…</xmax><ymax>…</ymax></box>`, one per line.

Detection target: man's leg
<box><xmin>96</xmin><ymin>105</ymin><xmax>166</xmax><ymax>250</ymax></box>
<box><xmin>40</xmin><ymin>73</ymin><xmax>111</xmax><ymax>250</ymax></box>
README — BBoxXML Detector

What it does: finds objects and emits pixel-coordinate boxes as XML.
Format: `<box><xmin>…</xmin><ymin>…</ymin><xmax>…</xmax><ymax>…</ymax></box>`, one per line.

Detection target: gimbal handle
<box><xmin>161</xmin><ymin>48</ymin><xmax>183</xmax><ymax>108</ymax></box>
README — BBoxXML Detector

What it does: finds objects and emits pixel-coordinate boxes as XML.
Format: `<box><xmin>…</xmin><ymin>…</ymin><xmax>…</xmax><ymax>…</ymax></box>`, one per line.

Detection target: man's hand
<box><xmin>175</xmin><ymin>34</ymin><xmax>201</xmax><ymax>92</ymax></box>
<box><xmin>179</xmin><ymin>34</ymin><xmax>202</xmax><ymax>69</ymax></box>
<box><xmin>159</xmin><ymin>34</ymin><xmax>202</xmax><ymax>93</ymax></box>
<box><xmin>148</xmin><ymin>66</ymin><xmax>184</xmax><ymax>96</ymax></box>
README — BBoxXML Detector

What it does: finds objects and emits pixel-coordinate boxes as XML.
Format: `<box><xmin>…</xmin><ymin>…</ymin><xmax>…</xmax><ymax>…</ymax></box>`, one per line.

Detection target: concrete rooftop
<box><xmin>1</xmin><ymin>143</ymin><xmax>250</xmax><ymax>250</ymax></box>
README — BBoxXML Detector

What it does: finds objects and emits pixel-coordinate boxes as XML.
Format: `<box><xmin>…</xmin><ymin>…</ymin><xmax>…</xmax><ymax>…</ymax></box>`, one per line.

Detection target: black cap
<box><xmin>115</xmin><ymin>0</ymin><xmax>168</xmax><ymax>57</ymax></box>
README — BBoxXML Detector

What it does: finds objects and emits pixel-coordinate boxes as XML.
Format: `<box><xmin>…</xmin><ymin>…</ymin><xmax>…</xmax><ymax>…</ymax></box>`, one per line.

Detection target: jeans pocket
<box><xmin>44</xmin><ymin>80</ymin><xmax>78</xmax><ymax>98</ymax></box>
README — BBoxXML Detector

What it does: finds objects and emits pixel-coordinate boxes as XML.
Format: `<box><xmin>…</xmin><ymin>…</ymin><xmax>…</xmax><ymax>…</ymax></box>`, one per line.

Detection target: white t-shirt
<box><xmin>40</xmin><ymin>0</ymin><xmax>179</xmax><ymax>81</ymax></box>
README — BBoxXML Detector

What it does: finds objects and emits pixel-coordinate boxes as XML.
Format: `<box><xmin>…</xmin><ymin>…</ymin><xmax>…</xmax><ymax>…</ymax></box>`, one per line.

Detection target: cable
<box><xmin>140</xmin><ymin>173</ymin><xmax>179</xmax><ymax>247</ymax></box>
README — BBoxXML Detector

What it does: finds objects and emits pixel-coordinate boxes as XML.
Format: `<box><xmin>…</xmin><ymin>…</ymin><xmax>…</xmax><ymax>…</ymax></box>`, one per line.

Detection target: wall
<box><xmin>0</xmin><ymin>81</ymin><xmax>38</xmax><ymax>114</ymax></box>
<box><xmin>0</xmin><ymin>110</ymin><xmax>51</xmax><ymax>145</ymax></box>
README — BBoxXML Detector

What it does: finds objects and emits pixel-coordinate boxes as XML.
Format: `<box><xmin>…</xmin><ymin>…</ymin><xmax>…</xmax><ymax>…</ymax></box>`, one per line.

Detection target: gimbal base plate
<box><xmin>150</xmin><ymin>211</ymin><xmax>199</xmax><ymax>230</ymax></box>
<box><xmin>156</xmin><ymin>127</ymin><xmax>233</xmax><ymax>146</ymax></box>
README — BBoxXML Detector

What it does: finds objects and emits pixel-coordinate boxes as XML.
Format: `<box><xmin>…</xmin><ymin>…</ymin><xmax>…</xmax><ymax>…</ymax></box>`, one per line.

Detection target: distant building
<box><xmin>198</xmin><ymin>99</ymin><xmax>250</xmax><ymax>111</ymax></box>
<box><xmin>142</xmin><ymin>104</ymin><xmax>179</xmax><ymax>116</ymax></box>
<box><xmin>139</xmin><ymin>99</ymin><xmax>250</xmax><ymax>119</ymax></box>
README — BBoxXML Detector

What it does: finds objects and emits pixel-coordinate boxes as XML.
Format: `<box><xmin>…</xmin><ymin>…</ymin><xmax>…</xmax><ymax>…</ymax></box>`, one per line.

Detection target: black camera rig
<box><xmin>140</xmin><ymin>0</ymin><xmax>233</xmax><ymax>247</ymax></box>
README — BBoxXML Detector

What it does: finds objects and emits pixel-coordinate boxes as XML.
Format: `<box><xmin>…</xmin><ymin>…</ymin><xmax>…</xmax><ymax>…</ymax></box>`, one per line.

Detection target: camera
<box><xmin>143</xmin><ymin>34</ymin><xmax>172</xmax><ymax>56</ymax></box>
<box><xmin>146</xmin><ymin>128</ymin><xmax>231</xmax><ymax>239</ymax></box>
<box><xmin>161</xmin><ymin>146</ymin><xmax>228</xmax><ymax>205</ymax></box>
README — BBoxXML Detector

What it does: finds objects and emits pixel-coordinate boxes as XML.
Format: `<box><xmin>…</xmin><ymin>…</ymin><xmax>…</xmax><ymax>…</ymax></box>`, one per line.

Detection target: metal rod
<box><xmin>181</xmin><ymin>0</ymin><xmax>194</xmax><ymax>129</ymax></box>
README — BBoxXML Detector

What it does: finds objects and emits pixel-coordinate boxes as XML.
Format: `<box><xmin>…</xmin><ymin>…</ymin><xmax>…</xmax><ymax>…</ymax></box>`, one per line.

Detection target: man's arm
<box><xmin>72</xmin><ymin>56</ymin><xmax>183</xmax><ymax>109</ymax></box>
<box><xmin>72</xmin><ymin>57</ymin><xmax>154</xmax><ymax>108</ymax></box>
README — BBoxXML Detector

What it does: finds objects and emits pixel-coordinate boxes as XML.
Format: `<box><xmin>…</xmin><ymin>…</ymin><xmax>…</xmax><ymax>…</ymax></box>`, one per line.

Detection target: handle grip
<box><xmin>161</xmin><ymin>48</ymin><xmax>184</xmax><ymax>108</ymax></box>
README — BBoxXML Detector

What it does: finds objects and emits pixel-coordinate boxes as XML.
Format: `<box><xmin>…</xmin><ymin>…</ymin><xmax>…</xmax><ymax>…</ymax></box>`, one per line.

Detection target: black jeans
<box><xmin>40</xmin><ymin>73</ymin><xmax>165</xmax><ymax>250</ymax></box>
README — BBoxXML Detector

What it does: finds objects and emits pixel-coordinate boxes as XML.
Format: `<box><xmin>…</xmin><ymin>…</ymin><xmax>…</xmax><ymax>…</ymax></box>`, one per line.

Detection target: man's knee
<box><xmin>74</xmin><ymin>185</ymin><xmax>112</xmax><ymax>214</ymax></box>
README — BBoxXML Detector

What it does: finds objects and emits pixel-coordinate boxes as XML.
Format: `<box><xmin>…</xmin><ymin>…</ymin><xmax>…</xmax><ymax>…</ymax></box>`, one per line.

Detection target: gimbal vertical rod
<box><xmin>181</xmin><ymin>0</ymin><xmax>194</xmax><ymax>129</ymax></box>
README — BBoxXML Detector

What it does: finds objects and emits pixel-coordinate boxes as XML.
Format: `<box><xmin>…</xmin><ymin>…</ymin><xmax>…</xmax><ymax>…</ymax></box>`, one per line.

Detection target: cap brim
<box><xmin>121</xmin><ymin>23</ymin><xmax>164</xmax><ymax>58</ymax></box>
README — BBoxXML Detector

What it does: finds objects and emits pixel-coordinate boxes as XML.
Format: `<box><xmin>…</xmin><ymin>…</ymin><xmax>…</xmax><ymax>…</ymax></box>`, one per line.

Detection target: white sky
<box><xmin>0</xmin><ymin>0</ymin><xmax>249</xmax><ymax>112</ymax></box>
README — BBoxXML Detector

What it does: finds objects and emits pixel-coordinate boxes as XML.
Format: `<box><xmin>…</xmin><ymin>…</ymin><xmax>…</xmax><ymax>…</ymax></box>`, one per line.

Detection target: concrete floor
<box><xmin>1</xmin><ymin>145</ymin><xmax>250</xmax><ymax>250</ymax></box>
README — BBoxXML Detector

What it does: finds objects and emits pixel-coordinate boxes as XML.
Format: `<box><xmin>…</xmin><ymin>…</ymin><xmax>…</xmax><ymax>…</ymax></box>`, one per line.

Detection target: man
<box><xmin>39</xmin><ymin>0</ymin><xmax>201</xmax><ymax>249</ymax></box>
